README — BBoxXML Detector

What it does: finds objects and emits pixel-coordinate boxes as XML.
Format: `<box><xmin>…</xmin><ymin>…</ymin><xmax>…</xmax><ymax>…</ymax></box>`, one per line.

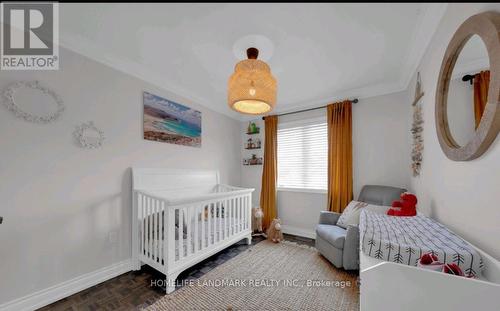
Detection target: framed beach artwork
<box><xmin>143</xmin><ymin>91</ymin><xmax>202</xmax><ymax>147</ymax></box>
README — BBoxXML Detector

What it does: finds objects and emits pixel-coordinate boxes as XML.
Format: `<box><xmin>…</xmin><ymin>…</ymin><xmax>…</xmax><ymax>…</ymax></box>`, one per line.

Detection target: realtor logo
<box><xmin>1</xmin><ymin>2</ymin><xmax>59</xmax><ymax>70</ymax></box>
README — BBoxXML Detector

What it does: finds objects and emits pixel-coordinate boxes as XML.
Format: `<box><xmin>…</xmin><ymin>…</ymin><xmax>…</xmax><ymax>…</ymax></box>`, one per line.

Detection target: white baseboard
<box><xmin>281</xmin><ymin>225</ymin><xmax>316</xmax><ymax>240</ymax></box>
<box><xmin>0</xmin><ymin>259</ymin><xmax>133</xmax><ymax>311</ymax></box>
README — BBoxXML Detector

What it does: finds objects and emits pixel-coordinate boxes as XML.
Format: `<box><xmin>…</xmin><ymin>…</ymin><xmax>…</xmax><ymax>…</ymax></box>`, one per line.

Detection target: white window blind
<box><xmin>277</xmin><ymin>119</ymin><xmax>328</xmax><ymax>191</ymax></box>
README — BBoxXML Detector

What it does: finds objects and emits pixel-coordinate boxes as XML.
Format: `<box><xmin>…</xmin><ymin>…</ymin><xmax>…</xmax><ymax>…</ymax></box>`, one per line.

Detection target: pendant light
<box><xmin>228</xmin><ymin>47</ymin><xmax>277</xmax><ymax>115</ymax></box>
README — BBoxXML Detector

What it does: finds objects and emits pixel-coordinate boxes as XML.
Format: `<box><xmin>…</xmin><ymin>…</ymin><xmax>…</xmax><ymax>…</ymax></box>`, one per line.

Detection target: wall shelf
<box><xmin>246</xmin><ymin>131</ymin><xmax>260</xmax><ymax>135</ymax></box>
<box><xmin>243</xmin><ymin>163</ymin><xmax>262</xmax><ymax>166</ymax></box>
<box><xmin>244</xmin><ymin>147</ymin><xmax>261</xmax><ymax>150</ymax></box>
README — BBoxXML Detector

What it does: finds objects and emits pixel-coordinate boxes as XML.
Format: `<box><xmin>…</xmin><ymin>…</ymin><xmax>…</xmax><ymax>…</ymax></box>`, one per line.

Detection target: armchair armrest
<box><xmin>343</xmin><ymin>224</ymin><xmax>360</xmax><ymax>270</ymax></box>
<box><xmin>318</xmin><ymin>211</ymin><xmax>341</xmax><ymax>225</ymax></box>
<box><xmin>345</xmin><ymin>225</ymin><xmax>359</xmax><ymax>247</ymax></box>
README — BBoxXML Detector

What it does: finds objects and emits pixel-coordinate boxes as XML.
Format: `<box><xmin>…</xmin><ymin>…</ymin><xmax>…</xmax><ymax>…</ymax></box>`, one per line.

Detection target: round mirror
<box><xmin>447</xmin><ymin>35</ymin><xmax>489</xmax><ymax>147</ymax></box>
<box><xmin>436</xmin><ymin>12</ymin><xmax>500</xmax><ymax>161</ymax></box>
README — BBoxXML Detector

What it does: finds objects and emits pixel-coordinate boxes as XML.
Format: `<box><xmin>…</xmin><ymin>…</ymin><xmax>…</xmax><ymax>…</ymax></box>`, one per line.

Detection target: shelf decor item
<box><xmin>228</xmin><ymin>47</ymin><xmax>277</xmax><ymax>115</ymax></box>
<box><xmin>1</xmin><ymin>80</ymin><xmax>65</xmax><ymax>123</ymax></box>
<box><xmin>246</xmin><ymin>122</ymin><xmax>260</xmax><ymax>134</ymax></box>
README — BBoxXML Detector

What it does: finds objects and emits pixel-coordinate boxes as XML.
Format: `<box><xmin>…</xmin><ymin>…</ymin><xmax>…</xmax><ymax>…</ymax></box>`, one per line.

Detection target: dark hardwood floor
<box><xmin>39</xmin><ymin>234</ymin><xmax>316</xmax><ymax>311</ymax></box>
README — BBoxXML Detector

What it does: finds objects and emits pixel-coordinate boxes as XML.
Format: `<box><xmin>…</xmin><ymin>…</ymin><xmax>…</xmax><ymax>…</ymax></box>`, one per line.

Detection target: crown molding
<box><xmin>58</xmin><ymin>33</ymin><xmax>240</xmax><ymax>120</ymax></box>
<box><xmin>399</xmin><ymin>3</ymin><xmax>448</xmax><ymax>90</ymax></box>
<box><xmin>58</xmin><ymin>4</ymin><xmax>448</xmax><ymax>122</ymax></box>
<box><xmin>239</xmin><ymin>81</ymin><xmax>406</xmax><ymax>121</ymax></box>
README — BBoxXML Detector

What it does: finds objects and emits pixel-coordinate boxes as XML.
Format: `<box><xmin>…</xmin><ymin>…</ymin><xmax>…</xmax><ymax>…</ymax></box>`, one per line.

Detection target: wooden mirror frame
<box><xmin>436</xmin><ymin>12</ymin><xmax>500</xmax><ymax>161</ymax></box>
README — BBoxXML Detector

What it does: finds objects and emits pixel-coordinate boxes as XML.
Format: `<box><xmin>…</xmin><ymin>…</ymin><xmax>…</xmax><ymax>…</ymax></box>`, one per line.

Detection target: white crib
<box><xmin>131</xmin><ymin>168</ymin><xmax>254</xmax><ymax>294</ymax></box>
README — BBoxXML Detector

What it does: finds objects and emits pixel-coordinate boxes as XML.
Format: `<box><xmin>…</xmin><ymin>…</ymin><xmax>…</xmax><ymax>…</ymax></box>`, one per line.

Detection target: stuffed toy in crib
<box><xmin>387</xmin><ymin>192</ymin><xmax>417</xmax><ymax>217</ymax></box>
<box><xmin>267</xmin><ymin>218</ymin><xmax>284</xmax><ymax>243</ymax></box>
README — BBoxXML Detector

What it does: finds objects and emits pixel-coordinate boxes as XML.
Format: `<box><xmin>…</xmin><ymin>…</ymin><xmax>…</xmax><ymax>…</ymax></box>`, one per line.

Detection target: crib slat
<box><xmin>153</xmin><ymin>198</ymin><xmax>157</xmax><ymax>260</ymax></box>
<box><xmin>216</xmin><ymin>202</ymin><xmax>220</xmax><ymax>242</ymax></box>
<box><xmin>213</xmin><ymin>203</ymin><xmax>216</xmax><ymax>244</ymax></box>
<box><xmin>166</xmin><ymin>205</ymin><xmax>175</xmax><ymax>267</ymax></box>
<box><xmin>230</xmin><ymin>198</ymin><xmax>234</xmax><ymax>236</ymax></box>
<box><xmin>186</xmin><ymin>206</ymin><xmax>192</xmax><ymax>256</ymax></box>
<box><xmin>154</xmin><ymin>199</ymin><xmax>158</xmax><ymax>261</ymax></box>
<box><xmin>201</xmin><ymin>204</ymin><xmax>205</xmax><ymax>249</ymax></box>
<box><xmin>145</xmin><ymin>197</ymin><xmax>148</xmax><ymax>258</ymax></box>
<box><xmin>145</xmin><ymin>197</ymin><xmax>149</xmax><ymax>259</ymax></box>
<box><xmin>213</xmin><ymin>202</ymin><xmax>216</xmax><ymax>243</ymax></box>
<box><xmin>140</xmin><ymin>194</ymin><xmax>144</xmax><ymax>256</ymax></box>
<box><xmin>236</xmin><ymin>197</ymin><xmax>239</xmax><ymax>233</ymax></box>
<box><xmin>228</xmin><ymin>199</ymin><xmax>232</xmax><ymax>238</ymax></box>
<box><xmin>245</xmin><ymin>196</ymin><xmax>248</xmax><ymax>230</ymax></box>
<box><xmin>160</xmin><ymin>200</ymin><xmax>164</xmax><ymax>264</ymax></box>
<box><xmin>224</xmin><ymin>199</ymin><xmax>228</xmax><ymax>240</ymax></box>
<box><xmin>214</xmin><ymin>202</ymin><xmax>218</xmax><ymax>242</ymax></box>
<box><xmin>247</xmin><ymin>195</ymin><xmax>251</xmax><ymax>230</ymax></box>
<box><xmin>194</xmin><ymin>205</ymin><xmax>199</xmax><ymax>252</ymax></box>
<box><xmin>243</xmin><ymin>196</ymin><xmax>247</xmax><ymax>230</ymax></box>
<box><xmin>236</xmin><ymin>197</ymin><xmax>240</xmax><ymax>233</ymax></box>
<box><xmin>239</xmin><ymin>197</ymin><xmax>242</xmax><ymax>233</ymax></box>
<box><xmin>144</xmin><ymin>195</ymin><xmax>147</xmax><ymax>256</ymax></box>
<box><xmin>178</xmin><ymin>208</ymin><xmax>184</xmax><ymax>259</ymax></box>
<box><xmin>148</xmin><ymin>197</ymin><xmax>152</xmax><ymax>260</ymax></box>
<box><xmin>243</xmin><ymin>196</ymin><xmax>246</xmax><ymax>231</ymax></box>
<box><xmin>208</xmin><ymin>203</ymin><xmax>213</xmax><ymax>246</ymax></box>
<box><xmin>155</xmin><ymin>200</ymin><xmax>161</xmax><ymax>262</ymax></box>
<box><xmin>240</xmin><ymin>196</ymin><xmax>244</xmax><ymax>232</ymax></box>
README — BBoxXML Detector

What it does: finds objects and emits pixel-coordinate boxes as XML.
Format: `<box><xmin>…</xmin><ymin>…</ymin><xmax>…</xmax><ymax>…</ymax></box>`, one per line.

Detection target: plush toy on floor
<box><xmin>252</xmin><ymin>207</ymin><xmax>264</xmax><ymax>233</ymax></box>
<box><xmin>267</xmin><ymin>218</ymin><xmax>284</xmax><ymax>243</ymax></box>
<box><xmin>387</xmin><ymin>192</ymin><xmax>417</xmax><ymax>216</ymax></box>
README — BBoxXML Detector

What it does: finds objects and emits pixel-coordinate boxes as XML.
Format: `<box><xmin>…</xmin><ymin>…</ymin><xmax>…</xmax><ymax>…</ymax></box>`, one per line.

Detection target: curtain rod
<box><xmin>262</xmin><ymin>98</ymin><xmax>358</xmax><ymax>120</ymax></box>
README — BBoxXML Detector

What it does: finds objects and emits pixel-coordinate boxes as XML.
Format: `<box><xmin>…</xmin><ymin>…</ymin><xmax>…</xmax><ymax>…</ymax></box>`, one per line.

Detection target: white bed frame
<box><xmin>360</xmin><ymin>241</ymin><xmax>500</xmax><ymax>311</ymax></box>
<box><xmin>131</xmin><ymin>168</ymin><xmax>254</xmax><ymax>294</ymax></box>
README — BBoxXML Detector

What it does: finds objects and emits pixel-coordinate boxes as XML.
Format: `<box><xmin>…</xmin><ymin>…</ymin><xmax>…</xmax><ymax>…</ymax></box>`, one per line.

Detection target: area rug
<box><xmin>145</xmin><ymin>240</ymin><xmax>359</xmax><ymax>311</ymax></box>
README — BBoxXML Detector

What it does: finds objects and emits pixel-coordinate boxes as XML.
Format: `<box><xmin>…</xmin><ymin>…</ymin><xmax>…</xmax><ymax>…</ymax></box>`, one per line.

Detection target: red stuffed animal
<box><xmin>387</xmin><ymin>193</ymin><xmax>417</xmax><ymax>217</ymax></box>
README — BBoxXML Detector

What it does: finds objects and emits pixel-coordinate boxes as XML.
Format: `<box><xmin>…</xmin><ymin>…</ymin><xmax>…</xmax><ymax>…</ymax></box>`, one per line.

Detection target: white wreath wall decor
<box><xmin>1</xmin><ymin>81</ymin><xmax>65</xmax><ymax>123</ymax></box>
<box><xmin>74</xmin><ymin>121</ymin><xmax>105</xmax><ymax>149</ymax></box>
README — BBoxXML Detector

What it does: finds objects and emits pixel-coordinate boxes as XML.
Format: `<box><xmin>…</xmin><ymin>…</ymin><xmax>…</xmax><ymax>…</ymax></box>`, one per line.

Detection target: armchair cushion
<box><xmin>316</xmin><ymin>224</ymin><xmax>346</xmax><ymax>249</ymax></box>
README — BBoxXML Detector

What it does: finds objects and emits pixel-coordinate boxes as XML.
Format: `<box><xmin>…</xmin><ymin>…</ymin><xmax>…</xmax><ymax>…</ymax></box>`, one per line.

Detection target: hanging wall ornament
<box><xmin>74</xmin><ymin>121</ymin><xmax>105</xmax><ymax>149</ymax></box>
<box><xmin>1</xmin><ymin>81</ymin><xmax>65</xmax><ymax>123</ymax></box>
<box><xmin>411</xmin><ymin>72</ymin><xmax>425</xmax><ymax>177</ymax></box>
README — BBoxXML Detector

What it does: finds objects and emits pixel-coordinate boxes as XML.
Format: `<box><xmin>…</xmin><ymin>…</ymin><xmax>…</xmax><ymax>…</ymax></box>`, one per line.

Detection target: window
<box><xmin>277</xmin><ymin>118</ymin><xmax>328</xmax><ymax>192</ymax></box>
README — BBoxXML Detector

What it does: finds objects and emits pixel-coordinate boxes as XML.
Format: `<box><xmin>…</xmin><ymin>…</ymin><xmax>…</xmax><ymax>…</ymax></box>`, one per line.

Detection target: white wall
<box><xmin>0</xmin><ymin>47</ymin><xmax>242</xmax><ymax>304</ymax></box>
<box><xmin>408</xmin><ymin>3</ymin><xmax>500</xmax><ymax>259</ymax></box>
<box><xmin>242</xmin><ymin>90</ymin><xmax>411</xmax><ymax>237</ymax></box>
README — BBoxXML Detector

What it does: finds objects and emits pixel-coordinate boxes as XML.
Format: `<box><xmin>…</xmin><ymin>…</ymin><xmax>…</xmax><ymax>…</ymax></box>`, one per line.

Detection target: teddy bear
<box><xmin>266</xmin><ymin>218</ymin><xmax>284</xmax><ymax>243</ymax></box>
<box><xmin>387</xmin><ymin>192</ymin><xmax>417</xmax><ymax>217</ymax></box>
<box><xmin>252</xmin><ymin>207</ymin><xmax>264</xmax><ymax>233</ymax></box>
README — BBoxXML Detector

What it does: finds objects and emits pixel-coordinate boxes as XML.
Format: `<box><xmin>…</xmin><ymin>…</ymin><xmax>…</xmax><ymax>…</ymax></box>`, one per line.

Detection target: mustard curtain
<box><xmin>473</xmin><ymin>70</ymin><xmax>490</xmax><ymax>128</ymax></box>
<box><xmin>327</xmin><ymin>101</ymin><xmax>353</xmax><ymax>213</ymax></box>
<box><xmin>260</xmin><ymin>115</ymin><xmax>278</xmax><ymax>230</ymax></box>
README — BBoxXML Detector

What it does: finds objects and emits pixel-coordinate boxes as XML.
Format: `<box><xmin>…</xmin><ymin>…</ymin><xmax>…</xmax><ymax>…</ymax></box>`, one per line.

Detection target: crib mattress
<box><xmin>143</xmin><ymin>216</ymin><xmax>244</xmax><ymax>261</ymax></box>
<box><xmin>360</xmin><ymin>210</ymin><xmax>484</xmax><ymax>277</ymax></box>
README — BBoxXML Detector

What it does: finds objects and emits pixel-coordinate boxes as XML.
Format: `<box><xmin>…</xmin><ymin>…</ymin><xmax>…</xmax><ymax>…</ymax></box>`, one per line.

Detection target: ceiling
<box><xmin>59</xmin><ymin>3</ymin><xmax>448</xmax><ymax>120</ymax></box>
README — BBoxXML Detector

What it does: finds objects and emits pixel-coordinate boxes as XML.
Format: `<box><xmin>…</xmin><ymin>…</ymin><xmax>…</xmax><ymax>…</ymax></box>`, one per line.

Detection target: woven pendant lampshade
<box><xmin>228</xmin><ymin>47</ymin><xmax>277</xmax><ymax>115</ymax></box>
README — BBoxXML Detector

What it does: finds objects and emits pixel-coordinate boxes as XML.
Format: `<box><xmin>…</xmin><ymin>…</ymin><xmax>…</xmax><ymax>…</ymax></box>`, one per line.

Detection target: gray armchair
<box><xmin>315</xmin><ymin>185</ymin><xmax>406</xmax><ymax>270</ymax></box>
